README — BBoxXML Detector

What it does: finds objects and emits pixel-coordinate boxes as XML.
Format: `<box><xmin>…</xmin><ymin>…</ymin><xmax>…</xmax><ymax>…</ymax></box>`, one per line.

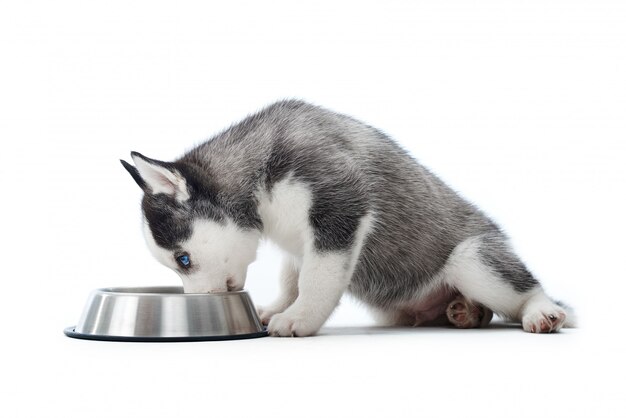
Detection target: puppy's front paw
<box><xmin>522</xmin><ymin>306</ymin><xmax>567</xmax><ymax>333</ymax></box>
<box><xmin>267</xmin><ymin>312</ymin><xmax>320</xmax><ymax>337</ymax></box>
<box><xmin>256</xmin><ymin>306</ymin><xmax>278</xmax><ymax>326</ymax></box>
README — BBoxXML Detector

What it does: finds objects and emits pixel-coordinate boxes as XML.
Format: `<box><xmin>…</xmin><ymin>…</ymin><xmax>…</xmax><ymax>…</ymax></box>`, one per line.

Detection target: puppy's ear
<box><xmin>123</xmin><ymin>151</ymin><xmax>191</xmax><ymax>201</ymax></box>
<box><xmin>120</xmin><ymin>159</ymin><xmax>146</xmax><ymax>190</ymax></box>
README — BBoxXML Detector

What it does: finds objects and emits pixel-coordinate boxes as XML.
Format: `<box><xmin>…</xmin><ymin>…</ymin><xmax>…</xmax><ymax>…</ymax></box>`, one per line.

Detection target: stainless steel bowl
<box><xmin>64</xmin><ymin>286</ymin><xmax>267</xmax><ymax>342</ymax></box>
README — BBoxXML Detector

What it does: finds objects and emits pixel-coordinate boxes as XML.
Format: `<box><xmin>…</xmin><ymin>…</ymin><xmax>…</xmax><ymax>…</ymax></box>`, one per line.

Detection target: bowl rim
<box><xmin>95</xmin><ymin>286</ymin><xmax>248</xmax><ymax>296</ymax></box>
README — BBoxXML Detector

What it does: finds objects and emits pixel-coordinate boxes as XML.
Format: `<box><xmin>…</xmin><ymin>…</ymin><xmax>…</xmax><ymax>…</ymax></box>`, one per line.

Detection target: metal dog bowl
<box><xmin>64</xmin><ymin>286</ymin><xmax>267</xmax><ymax>342</ymax></box>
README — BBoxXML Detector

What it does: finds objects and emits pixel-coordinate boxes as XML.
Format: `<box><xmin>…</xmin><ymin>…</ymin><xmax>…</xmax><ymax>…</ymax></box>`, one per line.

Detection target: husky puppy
<box><xmin>121</xmin><ymin>100</ymin><xmax>574</xmax><ymax>336</ymax></box>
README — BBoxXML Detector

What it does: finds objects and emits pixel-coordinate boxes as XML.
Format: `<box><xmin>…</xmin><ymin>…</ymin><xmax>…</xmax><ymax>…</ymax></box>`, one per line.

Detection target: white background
<box><xmin>1</xmin><ymin>1</ymin><xmax>625</xmax><ymax>417</ymax></box>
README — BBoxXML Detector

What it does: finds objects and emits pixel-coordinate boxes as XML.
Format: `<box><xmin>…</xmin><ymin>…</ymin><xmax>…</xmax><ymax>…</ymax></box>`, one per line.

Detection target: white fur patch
<box><xmin>256</xmin><ymin>174</ymin><xmax>314</xmax><ymax>256</ymax></box>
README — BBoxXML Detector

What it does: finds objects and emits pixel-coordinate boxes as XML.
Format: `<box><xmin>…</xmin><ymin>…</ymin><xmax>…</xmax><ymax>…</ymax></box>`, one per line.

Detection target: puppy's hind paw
<box><xmin>522</xmin><ymin>306</ymin><xmax>567</xmax><ymax>333</ymax></box>
<box><xmin>446</xmin><ymin>297</ymin><xmax>493</xmax><ymax>329</ymax></box>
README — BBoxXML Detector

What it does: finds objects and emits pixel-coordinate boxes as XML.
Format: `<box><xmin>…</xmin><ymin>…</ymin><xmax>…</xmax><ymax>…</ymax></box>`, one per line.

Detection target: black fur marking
<box><xmin>182</xmin><ymin>162</ymin><xmax>262</xmax><ymax>231</ymax></box>
<box><xmin>308</xmin><ymin>185</ymin><xmax>367</xmax><ymax>251</ymax></box>
<box><xmin>175</xmin><ymin>163</ymin><xmax>220</xmax><ymax>204</ymax></box>
<box><xmin>224</xmin><ymin>196</ymin><xmax>263</xmax><ymax>230</ymax></box>
<box><xmin>142</xmin><ymin>194</ymin><xmax>192</xmax><ymax>250</ymax></box>
<box><xmin>299</xmin><ymin>162</ymin><xmax>368</xmax><ymax>252</ymax></box>
<box><xmin>264</xmin><ymin>136</ymin><xmax>293</xmax><ymax>192</ymax></box>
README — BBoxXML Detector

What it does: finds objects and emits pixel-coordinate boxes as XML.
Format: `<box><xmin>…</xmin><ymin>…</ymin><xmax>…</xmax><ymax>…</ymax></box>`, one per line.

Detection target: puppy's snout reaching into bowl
<box><xmin>179</xmin><ymin>276</ymin><xmax>242</xmax><ymax>293</ymax></box>
<box><xmin>176</xmin><ymin>263</ymin><xmax>248</xmax><ymax>293</ymax></box>
<box><xmin>178</xmin><ymin>271</ymin><xmax>244</xmax><ymax>294</ymax></box>
<box><xmin>180</xmin><ymin>282</ymin><xmax>218</xmax><ymax>294</ymax></box>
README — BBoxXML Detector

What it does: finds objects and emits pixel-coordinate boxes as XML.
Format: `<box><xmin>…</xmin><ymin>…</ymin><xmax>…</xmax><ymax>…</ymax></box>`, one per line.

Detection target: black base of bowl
<box><xmin>64</xmin><ymin>326</ymin><xmax>268</xmax><ymax>342</ymax></box>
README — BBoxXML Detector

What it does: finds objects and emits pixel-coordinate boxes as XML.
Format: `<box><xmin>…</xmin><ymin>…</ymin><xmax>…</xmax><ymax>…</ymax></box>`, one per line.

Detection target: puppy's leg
<box><xmin>443</xmin><ymin>235</ymin><xmax>572</xmax><ymax>333</ymax></box>
<box><xmin>257</xmin><ymin>255</ymin><xmax>300</xmax><ymax>325</ymax></box>
<box><xmin>268</xmin><ymin>250</ymin><xmax>351</xmax><ymax>336</ymax></box>
<box><xmin>267</xmin><ymin>211</ymin><xmax>374</xmax><ymax>337</ymax></box>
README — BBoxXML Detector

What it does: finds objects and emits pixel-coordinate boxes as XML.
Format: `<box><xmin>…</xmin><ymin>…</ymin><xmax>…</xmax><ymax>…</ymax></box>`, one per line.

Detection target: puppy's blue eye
<box><xmin>176</xmin><ymin>254</ymin><xmax>191</xmax><ymax>268</ymax></box>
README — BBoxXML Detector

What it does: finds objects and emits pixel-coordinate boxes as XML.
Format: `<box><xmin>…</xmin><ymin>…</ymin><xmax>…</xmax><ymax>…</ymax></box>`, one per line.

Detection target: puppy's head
<box><xmin>121</xmin><ymin>152</ymin><xmax>260</xmax><ymax>293</ymax></box>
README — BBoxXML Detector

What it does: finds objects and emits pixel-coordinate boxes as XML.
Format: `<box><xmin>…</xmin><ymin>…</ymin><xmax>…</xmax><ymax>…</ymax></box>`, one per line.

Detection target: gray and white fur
<box><xmin>121</xmin><ymin>100</ymin><xmax>575</xmax><ymax>336</ymax></box>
